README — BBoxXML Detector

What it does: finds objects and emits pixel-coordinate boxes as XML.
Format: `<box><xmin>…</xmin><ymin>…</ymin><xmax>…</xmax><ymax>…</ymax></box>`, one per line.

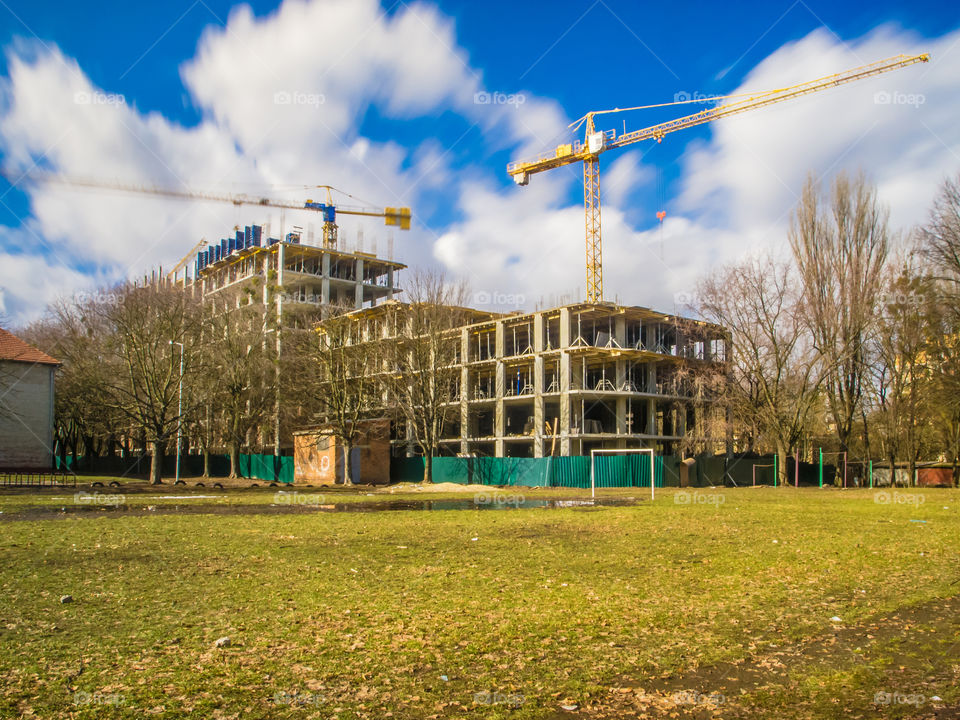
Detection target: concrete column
<box><xmin>387</xmin><ymin>268</ymin><xmax>395</xmax><ymax>300</ymax></box>
<box><xmin>559</xmin><ymin>307</ymin><xmax>571</xmax><ymax>456</ymax></box>
<box><xmin>262</xmin><ymin>253</ymin><xmax>270</xmax><ymax>306</ymax></box>
<box><xmin>354</xmin><ymin>258</ymin><xmax>364</xmax><ymax>309</ymax></box>
<box><xmin>321</xmin><ymin>253</ymin><xmax>331</xmax><ymax>306</ymax></box>
<box><xmin>273</xmin><ymin>244</ymin><xmax>285</xmax><ymax>456</ymax></box>
<box><xmin>460</xmin><ymin>328</ymin><xmax>470</xmax><ymax>456</ymax></box>
<box><xmin>614</xmin><ymin>315</ymin><xmax>626</xmax><ymax>347</ymax></box>
<box><xmin>495</xmin><ymin>321</ymin><xmax>505</xmax><ymax>456</ymax></box>
<box><xmin>533</xmin><ymin>312</ymin><xmax>544</xmax><ymax>457</ymax></box>
<box><xmin>615</xmin><ymin>359</ymin><xmax>627</xmax><ymax>437</ymax></box>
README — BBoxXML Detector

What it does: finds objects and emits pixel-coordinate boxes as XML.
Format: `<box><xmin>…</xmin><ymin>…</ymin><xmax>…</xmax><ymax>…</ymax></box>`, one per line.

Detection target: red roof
<box><xmin>0</xmin><ymin>328</ymin><xmax>60</xmax><ymax>366</ymax></box>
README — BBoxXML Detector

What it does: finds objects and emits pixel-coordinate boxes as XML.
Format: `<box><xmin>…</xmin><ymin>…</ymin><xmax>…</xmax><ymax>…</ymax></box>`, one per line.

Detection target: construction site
<box><xmin>12</xmin><ymin>52</ymin><xmax>931</xmax><ymax>471</ymax></box>
<box><xmin>345</xmin><ymin>300</ymin><xmax>727</xmax><ymax>458</ymax></box>
<box><xmin>172</xmin><ymin>217</ymin><xmax>726</xmax><ymax>459</ymax></box>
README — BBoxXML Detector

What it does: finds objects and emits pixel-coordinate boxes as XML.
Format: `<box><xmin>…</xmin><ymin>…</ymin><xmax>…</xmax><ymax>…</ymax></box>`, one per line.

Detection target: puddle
<box><xmin>0</xmin><ymin>497</ymin><xmax>641</xmax><ymax>521</ymax></box>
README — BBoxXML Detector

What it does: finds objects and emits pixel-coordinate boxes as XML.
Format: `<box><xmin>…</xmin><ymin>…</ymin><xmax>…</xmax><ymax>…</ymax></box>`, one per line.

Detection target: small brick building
<box><xmin>0</xmin><ymin>328</ymin><xmax>59</xmax><ymax>469</ymax></box>
<box><xmin>293</xmin><ymin>418</ymin><xmax>390</xmax><ymax>485</ymax></box>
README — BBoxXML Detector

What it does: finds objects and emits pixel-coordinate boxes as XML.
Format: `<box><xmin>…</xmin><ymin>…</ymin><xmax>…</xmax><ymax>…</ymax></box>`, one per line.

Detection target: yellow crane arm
<box><xmin>507</xmin><ymin>53</ymin><xmax>929</xmax><ymax>182</ymax></box>
<box><xmin>0</xmin><ymin>170</ymin><xmax>412</xmax><ymax>229</ymax></box>
<box><xmin>166</xmin><ymin>238</ymin><xmax>206</xmax><ymax>281</ymax></box>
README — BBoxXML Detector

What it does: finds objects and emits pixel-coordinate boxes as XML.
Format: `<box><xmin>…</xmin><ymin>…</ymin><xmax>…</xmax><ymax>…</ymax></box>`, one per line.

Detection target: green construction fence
<box><xmin>55</xmin><ymin>452</ymin><xmax>294</xmax><ymax>484</ymax></box>
<box><xmin>391</xmin><ymin>454</ymin><xmax>670</xmax><ymax>488</ymax></box>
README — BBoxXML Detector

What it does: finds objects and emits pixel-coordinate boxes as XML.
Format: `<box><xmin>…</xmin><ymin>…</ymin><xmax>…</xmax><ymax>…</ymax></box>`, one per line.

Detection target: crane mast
<box><xmin>508</xmin><ymin>52</ymin><xmax>929</xmax><ymax>303</ymax></box>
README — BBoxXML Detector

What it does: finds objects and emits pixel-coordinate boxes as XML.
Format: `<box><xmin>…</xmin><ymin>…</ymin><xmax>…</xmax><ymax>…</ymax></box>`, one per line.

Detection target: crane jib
<box><xmin>504</xmin><ymin>51</ymin><xmax>930</xmax><ymax>303</ymax></box>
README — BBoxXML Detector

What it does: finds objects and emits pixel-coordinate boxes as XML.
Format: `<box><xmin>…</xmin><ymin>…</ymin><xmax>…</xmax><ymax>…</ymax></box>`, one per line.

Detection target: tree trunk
<box><xmin>341</xmin><ymin>442</ymin><xmax>353</xmax><ymax>486</ymax></box>
<box><xmin>422</xmin><ymin>453</ymin><xmax>433</xmax><ymax>484</ymax></box>
<box><xmin>202</xmin><ymin>446</ymin><xmax>211</xmax><ymax>478</ymax></box>
<box><xmin>229</xmin><ymin>441</ymin><xmax>240</xmax><ymax>479</ymax></box>
<box><xmin>149</xmin><ymin>439</ymin><xmax>163</xmax><ymax>484</ymax></box>
<box><xmin>776</xmin><ymin>441</ymin><xmax>788</xmax><ymax>486</ymax></box>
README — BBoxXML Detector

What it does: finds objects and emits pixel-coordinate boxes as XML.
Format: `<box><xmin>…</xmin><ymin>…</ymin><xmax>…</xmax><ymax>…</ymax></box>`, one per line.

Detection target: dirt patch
<box><xmin>0</xmin><ymin>496</ymin><xmax>642</xmax><ymax>522</ymax></box>
<box><xmin>378</xmin><ymin>481</ymin><xmax>499</xmax><ymax>493</ymax></box>
<box><xmin>566</xmin><ymin>594</ymin><xmax>960</xmax><ymax>719</ymax></box>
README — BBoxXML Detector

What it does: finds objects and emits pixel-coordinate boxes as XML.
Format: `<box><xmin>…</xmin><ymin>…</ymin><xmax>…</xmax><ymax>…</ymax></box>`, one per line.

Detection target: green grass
<box><xmin>0</xmin><ymin>487</ymin><xmax>957</xmax><ymax>718</ymax></box>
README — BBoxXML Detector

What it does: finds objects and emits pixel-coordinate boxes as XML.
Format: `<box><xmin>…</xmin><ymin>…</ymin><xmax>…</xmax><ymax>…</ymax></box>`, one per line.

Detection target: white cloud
<box><xmin>0</xmin><ymin>228</ymin><xmax>95</xmax><ymax>324</ymax></box>
<box><xmin>679</xmin><ymin>25</ymin><xmax>960</xmax><ymax>237</ymax></box>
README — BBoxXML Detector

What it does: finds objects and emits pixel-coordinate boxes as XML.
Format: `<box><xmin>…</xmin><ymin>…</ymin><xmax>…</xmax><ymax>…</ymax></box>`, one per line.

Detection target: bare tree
<box><xmin>871</xmin><ymin>256</ymin><xmax>937</xmax><ymax>484</ymax></box>
<box><xmin>920</xmin><ymin>173</ymin><xmax>960</xmax><ymax>293</ymax></box>
<box><xmin>695</xmin><ymin>254</ymin><xmax>822</xmax><ymax>483</ymax></box>
<box><xmin>790</xmin><ymin>172</ymin><xmax>890</xmax><ymax>456</ymax></box>
<box><xmin>201</xmin><ymin>304</ymin><xmax>274</xmax><ymax>478</ymax></box>
<box><xmin>23</xmin><ymin>299</ymin><xmax>123</xmax><ymax>470</ymax></box>
<box><xmin>298</xmin><ymin>305</ymin><xmax>382</xmax><ymax>485</ymax></box>
<box><xmin>918</xmin><ymin>174</ymin><xmax>960</xmax><ymax>483</ymax></box>
<box><xmin>94</xmin><ymin>282</ymin><xmax>203</xmax><ymax>484</ymax></box>
<box><xmin>384</xmin><ymin>270</ymin><xmax>470</xmax><ymax>484</ymax></box>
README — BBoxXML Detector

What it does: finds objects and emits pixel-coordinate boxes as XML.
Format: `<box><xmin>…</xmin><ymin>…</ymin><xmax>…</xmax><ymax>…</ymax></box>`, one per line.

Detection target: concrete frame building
<box><xmin>181</xmin><ymin>227</ymin><xmax>406</xmax><ymax>453</ymax></box>
<box><xmin>347</xmin><ymin>301</ymin><xmax>728</xmax><ymax>458</ymax></box>
<box><xmin>175</xmin><ymin>226</ymin><xmax>727</xmax><ymax>459</ymax></box>
<box><xmin>190</xmin><ymin>230</ymin><xmax>405</xmax><ymax>321</ymax></box>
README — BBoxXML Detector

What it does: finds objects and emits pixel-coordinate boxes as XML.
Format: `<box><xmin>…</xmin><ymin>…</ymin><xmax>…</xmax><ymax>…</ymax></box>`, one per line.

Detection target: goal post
<box><xmin>752</xmin><ymin>462</ymin><xmax>776</xmax><ymax>487</ymax></box>
<box><xmin>589</xmin><ymin>448</ymin><xmax>656</xmax><ymax>500</ymax></box>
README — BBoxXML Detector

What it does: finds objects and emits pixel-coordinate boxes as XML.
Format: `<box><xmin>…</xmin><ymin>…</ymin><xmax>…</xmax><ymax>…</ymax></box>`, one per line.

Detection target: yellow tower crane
<box><xmin>0</xmin><ymin>169</ymin><xmax>412</xmax><ymax>281</ymax></box>
<box><xmin>507</xmin><ymin>52</ymin><xmax>929</xmax><ymax>303</ymax></box>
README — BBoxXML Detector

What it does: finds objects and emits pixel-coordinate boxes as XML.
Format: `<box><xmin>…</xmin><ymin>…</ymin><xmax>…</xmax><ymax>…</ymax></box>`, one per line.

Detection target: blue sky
<box><xmin>1</xmin><ymin>0</ymin><xmax>959</xmax><ymax>324</ymax></box>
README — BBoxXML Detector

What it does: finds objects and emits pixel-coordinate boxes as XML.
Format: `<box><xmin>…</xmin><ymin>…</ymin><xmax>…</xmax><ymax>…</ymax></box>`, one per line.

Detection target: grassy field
<box><xmin>0</xmin><ymin>485</ymin><xmax>957</xmax><ymax>719</ymax></box>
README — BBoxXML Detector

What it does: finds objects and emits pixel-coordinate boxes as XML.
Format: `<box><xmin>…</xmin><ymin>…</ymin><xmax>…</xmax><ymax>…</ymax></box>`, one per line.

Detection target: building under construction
<box><xmin>189</xmin><ymin>224</ymin><xmax>405</xmax><ymax>322</ymax></box>
<box><xmin>346</xmin><ymin>300</ymin><xmax>728</xmax><ymax>458</ymax></box>
<box><xmin>177</xmin><ymin>222</ymin><xmax>726</xmax><ymax>459</ymax></box>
